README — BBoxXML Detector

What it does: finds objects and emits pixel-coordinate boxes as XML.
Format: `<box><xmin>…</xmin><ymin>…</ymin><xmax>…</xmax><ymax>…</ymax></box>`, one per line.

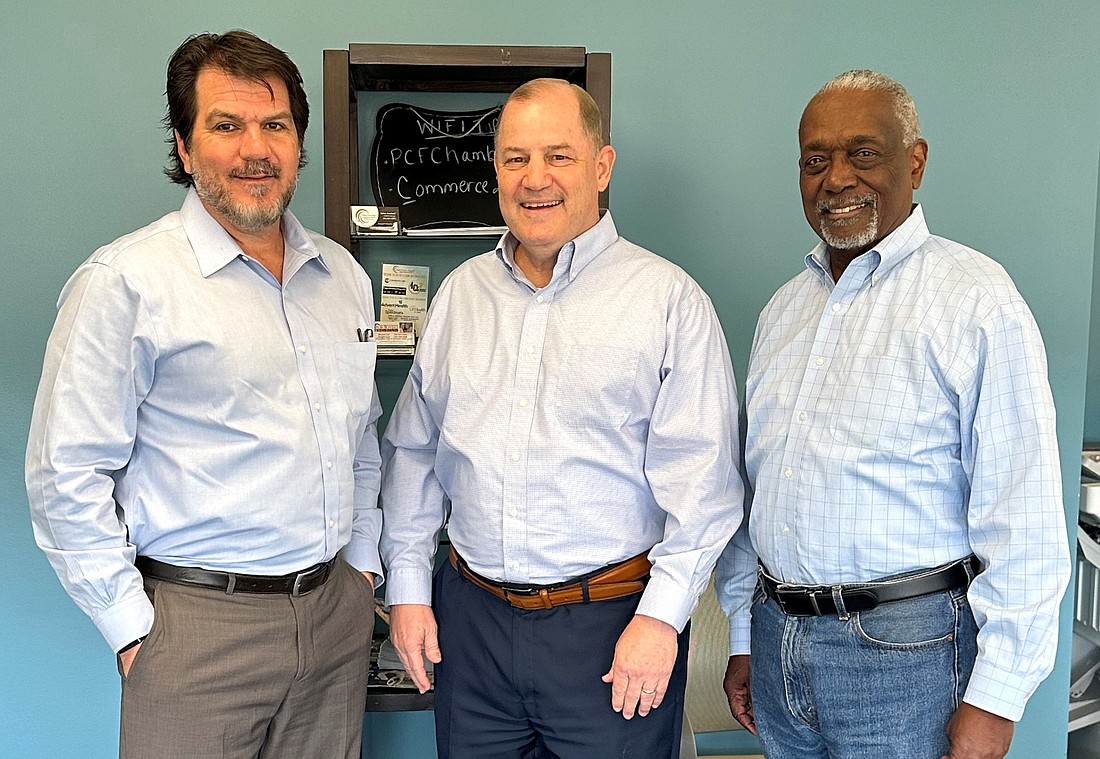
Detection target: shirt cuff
<box><xmin>728</xmin><ymin>611</ymin><xmax>751</xmax><ymax>656</ymax></box>
<box><xmin>341</xmin><ymin>541</ymin><xmax>385</xmax><ymax>589</ymax></box>
<box><xmin>384</xmin><ymin>566</ymin><xmax>434</xmax><ymax>607</ymax></box>
<box><xmin>962</xmin><ymin>657</ymin><xmax>1037</xmax><ymax>721</ymax></box>
<box><xmin>95</xmin><ymin>593</ymin><xmax>155</xmax><ymax>653</ymax></box>
<box><xmin>634</xmin><ymin>574</ymin><xmax>697</xmax><ymax>633</ymax></box>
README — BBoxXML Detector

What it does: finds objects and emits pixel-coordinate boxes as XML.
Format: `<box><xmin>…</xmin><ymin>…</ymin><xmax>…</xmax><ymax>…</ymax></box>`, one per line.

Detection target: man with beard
<box><xmin>26</xmin><ymin>30</ymin><xmax>381</xmax><ymax>758</ymax></box>
<box><xmin>716</xmin><ymin>70</ymin><xmax>1069</xmax><ymax>759</ymax></box>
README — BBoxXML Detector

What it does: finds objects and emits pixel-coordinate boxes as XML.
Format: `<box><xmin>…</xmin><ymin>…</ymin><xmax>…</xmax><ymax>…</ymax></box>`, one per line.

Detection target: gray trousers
<box><xmin>120</xmin><ymin>559</ymin><xmax>375</xmax><ymax>759</ymax></box>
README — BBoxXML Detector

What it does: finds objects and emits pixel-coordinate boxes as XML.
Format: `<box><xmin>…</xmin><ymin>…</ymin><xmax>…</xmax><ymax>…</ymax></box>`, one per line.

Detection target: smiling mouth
<box><xmin>825</xmin><ymin>203</ymin><xmax>867</xmax><ymax>215</ymax></box>
<box><xmin>818</xmin><ymin>194</ymin><xmax>875</xmax><ymax>222</ymax></box>
<box><xmin>521</xmin><ymin>200</ymin><xmax>562</xmax><ymax>209</ymax></box>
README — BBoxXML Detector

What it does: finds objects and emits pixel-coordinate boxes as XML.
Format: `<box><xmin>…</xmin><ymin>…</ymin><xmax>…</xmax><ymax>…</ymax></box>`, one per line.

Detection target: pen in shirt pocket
<box><xmin>357</xmin><ymin>327</ymin><xmax>374</xmax><ymax>342</ymax></box>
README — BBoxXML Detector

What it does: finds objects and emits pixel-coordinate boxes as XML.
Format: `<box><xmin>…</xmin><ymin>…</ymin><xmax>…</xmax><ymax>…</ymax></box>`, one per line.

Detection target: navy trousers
<box><xmin>432</xmin><ymin>558</ymin><xmax>688</xmax><ymax>759</ymax></box>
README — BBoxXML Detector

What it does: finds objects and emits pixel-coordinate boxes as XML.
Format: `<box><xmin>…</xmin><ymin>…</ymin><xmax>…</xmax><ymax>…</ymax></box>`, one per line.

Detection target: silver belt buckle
<box><xmin>291</xmin><ymin>563</ymin><xmax>325</xmax><ymax>596</ymax></box>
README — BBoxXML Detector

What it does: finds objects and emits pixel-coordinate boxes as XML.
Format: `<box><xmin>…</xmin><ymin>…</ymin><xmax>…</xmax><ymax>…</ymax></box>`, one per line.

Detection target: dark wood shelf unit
<box><xmin>323</xmin><ymin>43</ymin><xmax>611</xmax><ymax>251</ymax></box>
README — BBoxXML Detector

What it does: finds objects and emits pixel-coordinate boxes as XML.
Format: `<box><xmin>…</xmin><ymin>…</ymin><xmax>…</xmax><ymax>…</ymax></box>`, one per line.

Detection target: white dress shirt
<box><xmin>381</xmin><ymin>213</ymin><xmax>743</xmax><ymax>631</ymax></box>
<box><xmin>26</xmin><ymin>189</ymin><xmax>383</xmax><ymax>652</ymax></box>
<box><xmin>716</xmin><ymin>205</ymin><xmax>1070</xmax><ymax>720</ymax></box>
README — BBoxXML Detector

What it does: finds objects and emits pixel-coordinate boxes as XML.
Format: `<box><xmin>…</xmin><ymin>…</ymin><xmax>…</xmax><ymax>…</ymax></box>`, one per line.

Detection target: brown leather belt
<box><xmin>449</xmin><ymin>547</ymin><xmax>651</xmax><ymax>610</ymax></box>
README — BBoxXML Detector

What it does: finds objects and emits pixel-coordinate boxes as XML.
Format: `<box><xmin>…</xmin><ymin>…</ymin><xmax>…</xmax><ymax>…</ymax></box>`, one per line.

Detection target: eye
<box><xmin>548</xmin><ymin>154</ymin><xmax>572</xmax><ymax>165</ymax></box>
<box><xmin>802</xmin><ymin>156</ymin><xmax>826</xmax><ymax>173</ymax></box>
<box><xmin>214</xmin><ymin>122</ymin><xmax>237</xmax><ymax>132</ymax></box>
<box><xmin>265</xmin><ymin>121</ymin><xmax>289</xmax><ymax>131</ymax></box>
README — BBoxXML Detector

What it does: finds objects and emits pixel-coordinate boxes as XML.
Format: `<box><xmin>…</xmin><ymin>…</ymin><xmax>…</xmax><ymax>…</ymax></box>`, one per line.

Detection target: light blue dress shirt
<box><xmin>716</xmin><ymin>205</ymin><xmax>1070</xmax><ymax>720</ymax></box>
<box><xmin>380</xmin><ymin>213</ymin><xmax>743</xmax><ymax>631</ymax></box>
<box><xmin>26</xmin><ymin>189</ymin><xmax>383</xmax><ymax>652</ymax></box>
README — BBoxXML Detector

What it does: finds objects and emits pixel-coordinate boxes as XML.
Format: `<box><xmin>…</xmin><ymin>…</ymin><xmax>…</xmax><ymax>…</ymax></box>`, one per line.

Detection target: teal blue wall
<box><xmin>4</xmin><ymin>2</ymin><xmax>1097</xmax><ymax>756</ymax></box>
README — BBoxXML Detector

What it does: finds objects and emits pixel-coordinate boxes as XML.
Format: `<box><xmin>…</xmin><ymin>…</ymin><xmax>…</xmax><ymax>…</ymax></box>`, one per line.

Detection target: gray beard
<box><xmin>818</xmin><ymin>197</ymin><xmax>879</xmax><ymax>251</ymax></box>
<box><xmin>192</xmin><ymin>162</ymin><xmax>297</xmax><ymax>234</ymax></box>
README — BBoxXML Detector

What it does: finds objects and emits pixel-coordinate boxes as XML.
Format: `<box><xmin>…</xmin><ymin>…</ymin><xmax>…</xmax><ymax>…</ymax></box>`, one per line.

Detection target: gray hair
<box><xmin>817</xmin><ymin>69</ymin><xmax>922</xmax><ymax>147</ymax></box>
<box><xmin>496</xmin><ymin>78</ymin><xmax>604</xmax><ymax>154</ymax></box>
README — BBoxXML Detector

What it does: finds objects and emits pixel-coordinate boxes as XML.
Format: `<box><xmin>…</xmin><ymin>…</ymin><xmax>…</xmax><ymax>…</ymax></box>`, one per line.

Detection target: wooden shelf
<box><xmin>323</xmin><ymin>43</ymin><xmax>611</xmax><ymax>252</ymax></box>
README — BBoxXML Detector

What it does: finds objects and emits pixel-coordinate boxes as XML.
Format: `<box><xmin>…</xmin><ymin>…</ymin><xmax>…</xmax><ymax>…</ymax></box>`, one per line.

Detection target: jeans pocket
<box><xmin>851</xmin><ymin>590</ymin><xmax>960</xmax><ymax>650</ymax></box>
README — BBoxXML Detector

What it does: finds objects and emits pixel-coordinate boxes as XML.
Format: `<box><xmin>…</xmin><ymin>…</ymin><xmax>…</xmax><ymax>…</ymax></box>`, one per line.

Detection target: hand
<box><xmin>389</xmin><ymin>603</ymin><xmax>441</xmax><ymax>694</ymax></box>
<box><xmin>941</xmin><ymin>702</ymin><xmax>1014</xmax><ymax>759</ymax></box>
<box><xmin>118</xmin><ymin>643</ymin><xmax>142</xmax><ymax>678</ymax></box>
<box><xmin>361</xmin><ymin>571</ymin><xmax>376</xmax><ymax>589</ymax></box>
<box><xmin>601</xmin><ymin>614</ymin><xmax>678</xmax><ymax>719</ymax></box>
<box><xmin>723</xmin><ymin>654</ymin><xmax>756</xmax><ymax>735</ymax></box>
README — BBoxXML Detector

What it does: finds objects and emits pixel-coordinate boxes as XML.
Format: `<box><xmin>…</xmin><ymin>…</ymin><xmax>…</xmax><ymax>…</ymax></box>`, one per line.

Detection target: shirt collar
<box><xmin>495</xmin><ymin>211</ymin><xmax>619</xmax><ymax>289</ymax></box>
<box><xmin>180</xmin><ymin>188</ymin><xmax>330</xmax><ymax>279</ymax></box>
<box><xmin>804</xmin><ymin>203</ymin><xmax>931</xmax><ymax>286</ymax></box>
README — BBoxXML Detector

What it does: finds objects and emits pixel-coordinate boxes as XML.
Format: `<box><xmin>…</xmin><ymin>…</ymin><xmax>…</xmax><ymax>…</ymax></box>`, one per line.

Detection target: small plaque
<box><xmin>352</xmin><ymin>205</ymin><xmax>401</xmax><ymax>236</ymax></box>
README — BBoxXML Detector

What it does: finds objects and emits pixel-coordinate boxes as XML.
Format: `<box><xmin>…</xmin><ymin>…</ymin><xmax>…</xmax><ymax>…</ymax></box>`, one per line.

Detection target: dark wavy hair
<box><xmin>163</xmin><ymin>30</ymin><xmax>309</xmax><ymax>186</ymax></box>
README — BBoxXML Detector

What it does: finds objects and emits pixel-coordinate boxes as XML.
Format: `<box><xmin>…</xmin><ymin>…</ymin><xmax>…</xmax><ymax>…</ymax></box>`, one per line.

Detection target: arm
<box><xmin>379</xmin><ymin>360</ymin><xmax>449</xmax><ymax>607</ymax></box>
<box><xmin>715</xmin><ymin>400</ymin><xmax>757</xmax><ymax>657</ymax></box>
<box><xmin>954</xmin><ymin>297</ymin><xmax>1070</xmax><ymax>723</ymax></box>
<box><xmin>606</xmin><ymin>290</ymin><xmax>744</xmax><ymax>718</ymax></box>
<box><xmin>716</xmin><ymin>517</ymin><xmax>758</xmax><ymax>732</ymax></box>
<box><xmin>25</xmin><ymin>262</ymin><xmax>156</xmax><ymax>652</ymax></box>
<box><xmin>342</xmin><ymin>384</ymin><xmax>385</xmax><ymax>584</ymax></box>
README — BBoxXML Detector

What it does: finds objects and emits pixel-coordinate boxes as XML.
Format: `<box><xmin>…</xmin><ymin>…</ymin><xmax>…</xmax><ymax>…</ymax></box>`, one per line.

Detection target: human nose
<box><xmin>822</xmin><ymin>153</ymin><xmax>856</xmax><ymax>194</ymax></box>
<box><xmin>521</xmin><ymin>158</ymin><xmax>551</xmax><ymax>191</ymax></box>
<box><xmin>239</xmin><ymin>124</ymin><xmax>270</xmax><ymax>159</ymax></box>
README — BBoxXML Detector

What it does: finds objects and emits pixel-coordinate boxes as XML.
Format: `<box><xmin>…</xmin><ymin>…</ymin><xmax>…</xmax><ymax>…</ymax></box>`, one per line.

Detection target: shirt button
<box><xmin>510</xmin><ymin>508</ymin><xmax>518</xmax><ymax>517</ymax></box>
<box><xmin>519</xmin><ymin>399</ymin><xmax>528</xmax><ymax>408</ymax></box>
<box><xmin>326</xmin><ymin>461</ymin><xmax>334</xmax><ymax>469</ymax></box>
<box><xmin>299</xmin><ymin>345</ymin><xmax>307</xmax><ymax>354</ymax></box>
<box><xmin>784</xmin><ymin>468</ymin><xmax>794</xmax><ymax>478</ymax></box>
<box><xmin>536</xmin><ymin>295</ymin><xmax>544</xmax><ymax>304</ymax></box>
<box><xmin>798</xmin><ymin>412</ymin><xmax>806</xmax><ymax>422</ymax></box>
<box><xmin>782</xmin><ymin>525</ymin><xmax>790</xmax><ymax>535</ymax></box>
<box><xmin>314</xmin><ymin>402</ymin><xmax>322</xmax><ymax>411</ymax></box>
<box><xmin>527</xmin><ymin>346</ymin><xmax>535</xmax><ymax>355</ymax></box>
<box><xmin>815</xmin><ymin>357</ymin><xmax>824</xmax><ymax>366</ymax></box>
<box><xmin>511</xmin><ymin>452</ymin><xmax>520</xmax><ymax>462</ymax></box>
<box><xmin>329</xmin><ymin>519</ymin><xmax>336</xmax><ymax>528</ymax></box>
<box><xmin>832</xmin><ymin>303</ymin><xmax>844</xmax><ymax>313</ymax></box>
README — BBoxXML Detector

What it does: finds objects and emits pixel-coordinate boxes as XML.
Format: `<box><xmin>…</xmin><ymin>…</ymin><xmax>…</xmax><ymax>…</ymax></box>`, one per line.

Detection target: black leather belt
<box><xmin>136</xmin><ymin>556</ymin><xmax>336</xmax><ymax>596</ymax></box>
<box><xmin>759</xmin><ymin>555</ymin><xmax>981</xmax><ymax>617</ymax></box>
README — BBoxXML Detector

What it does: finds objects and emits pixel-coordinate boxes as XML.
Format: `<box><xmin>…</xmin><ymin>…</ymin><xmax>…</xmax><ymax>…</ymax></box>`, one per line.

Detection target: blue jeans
<box><xmin>749</xmin><ymin>581</ymin><xmax>977</xmax><ymax>759</ymax></box>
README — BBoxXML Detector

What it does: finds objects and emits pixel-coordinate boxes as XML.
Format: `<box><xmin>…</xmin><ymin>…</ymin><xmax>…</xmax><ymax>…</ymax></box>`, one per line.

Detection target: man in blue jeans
<box><xmin>716</xmin><ymin>69</ymin><xmax>1069</xmax><ymax>759</ymax></box>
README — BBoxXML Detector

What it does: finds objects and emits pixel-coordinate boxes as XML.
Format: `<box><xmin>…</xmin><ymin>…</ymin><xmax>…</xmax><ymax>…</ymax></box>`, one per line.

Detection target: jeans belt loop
<box><xmin>831</xmin><ymin>585</ymin><xmax>850</xmax><ymax>621</ymax></box>
<box><xmin>225</xmin><ymin>573</ymin><xmax>237</xmax><ymax>595</ymax></box>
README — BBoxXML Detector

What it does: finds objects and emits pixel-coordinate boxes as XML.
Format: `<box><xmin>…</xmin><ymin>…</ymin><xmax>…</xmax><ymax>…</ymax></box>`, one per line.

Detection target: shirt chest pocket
<box><xmin>827</xmin><ymin>352</ymin><xmax>931</xmax><ymax>453</ymax></box>
<box><xmin>334</xmin><ymin>341</ymin><xmax>378</xmax><ymax>418</ymax></box>
<box><xmin>549</xmin><ymin>344</ymin><xmax>641</xmax><ymax>430</ymax></box>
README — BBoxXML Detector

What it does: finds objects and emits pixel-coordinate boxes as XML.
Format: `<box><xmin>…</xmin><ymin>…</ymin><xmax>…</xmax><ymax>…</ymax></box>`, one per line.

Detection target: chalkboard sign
<box><xmin>371</xmin><ymin>103</ymin><xmax>503</xmax><ymax>231</ymax></box>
